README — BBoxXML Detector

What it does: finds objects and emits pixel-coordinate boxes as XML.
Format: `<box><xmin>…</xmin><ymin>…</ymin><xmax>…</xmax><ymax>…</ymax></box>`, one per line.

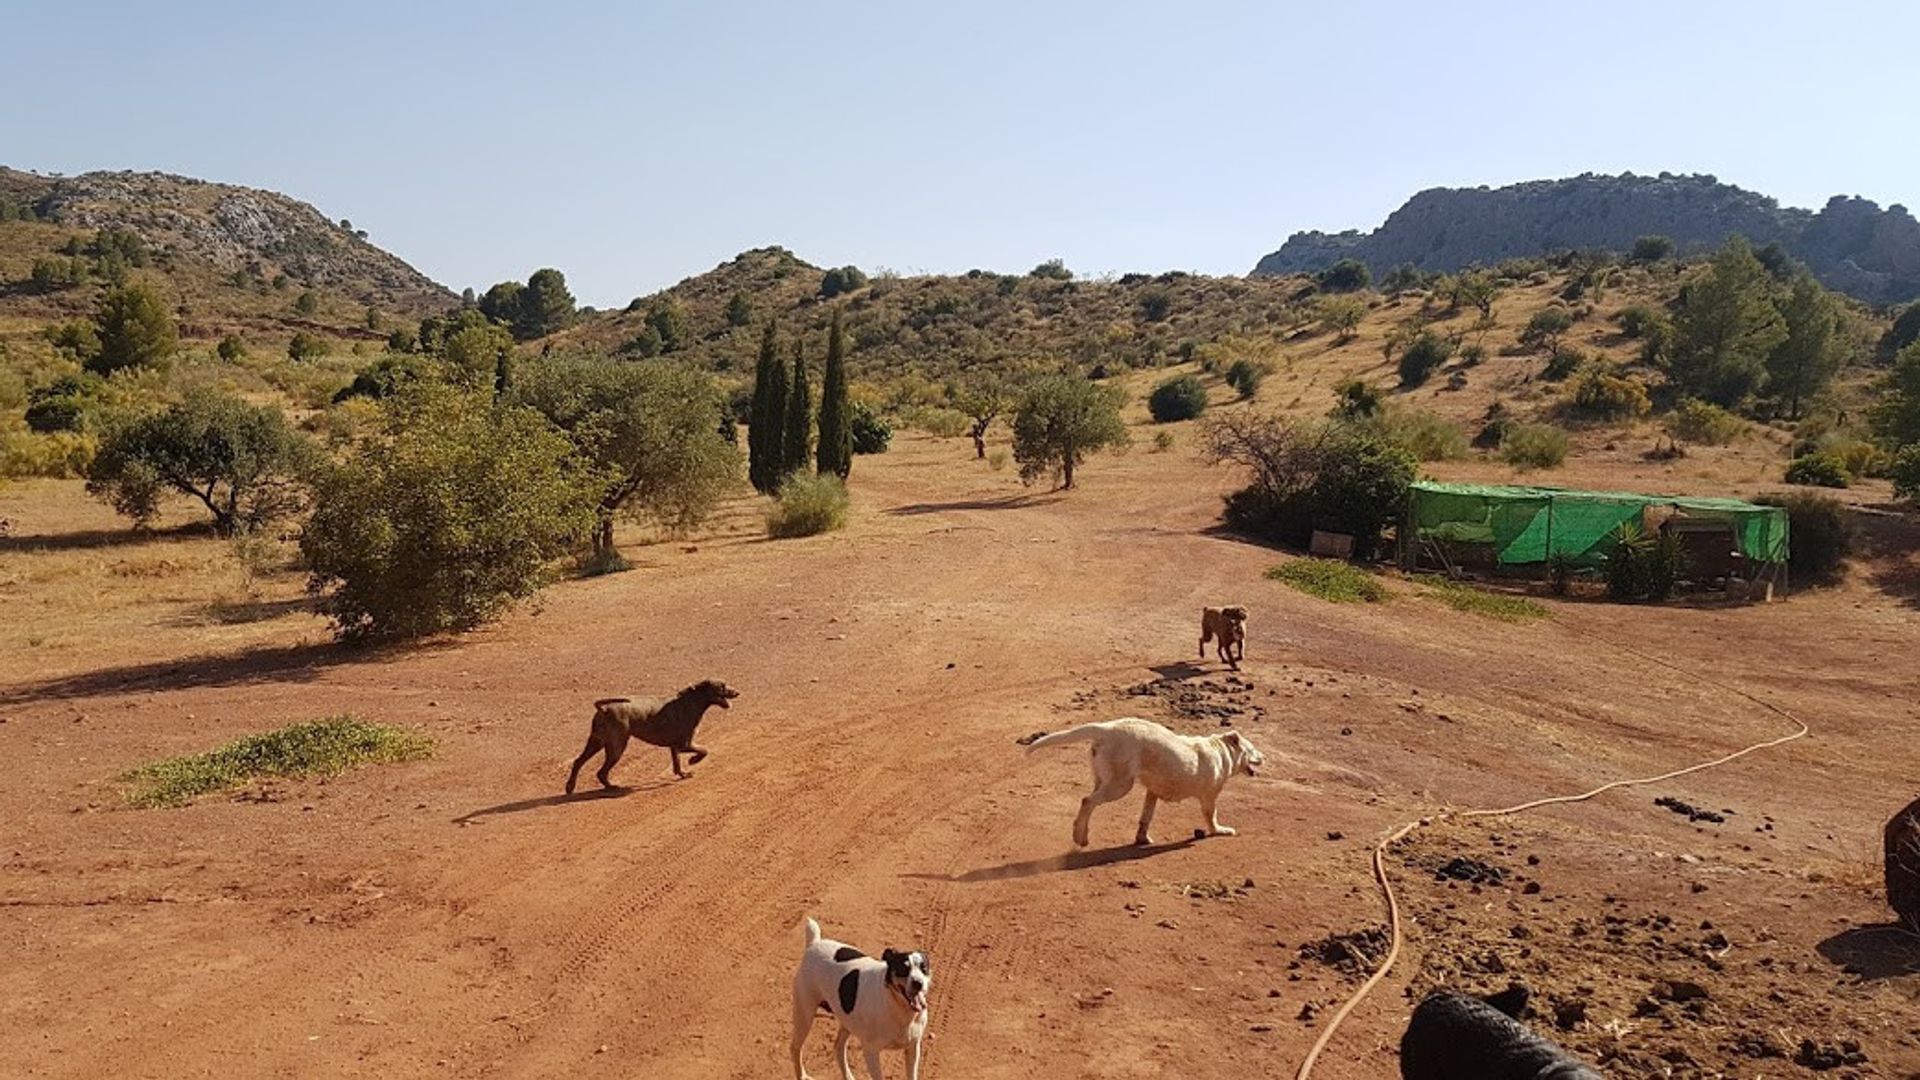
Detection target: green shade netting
<box><xmin>1409</xmin><ymin>481</ymin><xmax>1788</xmax><ymax>565</ymax></box>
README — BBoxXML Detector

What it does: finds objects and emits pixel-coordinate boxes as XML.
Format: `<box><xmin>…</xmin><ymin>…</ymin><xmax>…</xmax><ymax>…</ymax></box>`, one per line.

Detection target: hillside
<box><xmin>1253</xmin><ymin>173</ymin><xmax>1920</xmax><ymax>306</ymax></box>
<box><xmin>0</xmin><ymin>166</ymin><xmax>456</xmax><ymax>346</ymax></box>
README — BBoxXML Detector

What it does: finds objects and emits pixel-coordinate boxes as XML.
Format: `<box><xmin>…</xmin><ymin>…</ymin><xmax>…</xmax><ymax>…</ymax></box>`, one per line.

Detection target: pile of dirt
<box><xmin>1120</xmin><ymin>674</ymin><xmax>1268</xmax><ymax>725</ymax></box>
<box><xmin>1299</xmin><ymin>927</ymin><xmax>1390</xmax><ymax>977</ymax></box>
<box><xmin>1655</xmin><ymin>796</ymin><xmax>1730</xmax><ymax>824</ymax></box>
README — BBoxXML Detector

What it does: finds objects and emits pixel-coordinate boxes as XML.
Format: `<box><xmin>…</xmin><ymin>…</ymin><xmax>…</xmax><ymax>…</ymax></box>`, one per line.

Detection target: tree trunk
<box><xmin>1062</xmin><ymin>456</ymin><xmax>1074</xmax><ymax>490</ymax></box>
<box><xmin>972</xmin><ymin>432</ymin><xmax>986</xmax><ymax>459</ymax></box>
<box><xmin>593</xmin><ymin>516</ymin><xmax>615</xmax><ymax>557</ymax></box>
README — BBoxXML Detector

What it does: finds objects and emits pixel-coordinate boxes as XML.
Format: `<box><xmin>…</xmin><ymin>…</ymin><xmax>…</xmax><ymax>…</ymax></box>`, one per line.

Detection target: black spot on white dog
<box><xmin>837</xmin><ymin>969</ymin><xmax>860</xmax><ymax>1015</ymax></box>
<box><xmin>833</xmin><ymin>946</ymin><xmax>865</xmax><ymax>963</ymax></box>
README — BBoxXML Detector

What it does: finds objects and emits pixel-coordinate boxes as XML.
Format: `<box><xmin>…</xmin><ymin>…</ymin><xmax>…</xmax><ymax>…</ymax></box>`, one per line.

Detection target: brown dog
<box><xmin>1198</xmin><ymin>606</ymin><xmax>1247</xmax><ymax>669</ymax></box>
<box><xmin>565</xmin><ymin>679</ymin><xmax>740</xmax><ymax>792</ymax></box>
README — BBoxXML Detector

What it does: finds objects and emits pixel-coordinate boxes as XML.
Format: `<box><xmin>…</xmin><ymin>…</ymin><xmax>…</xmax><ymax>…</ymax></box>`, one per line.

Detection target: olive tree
<box><xmin>513</xmin><ymin>356</ymin><xmax>739</xmax><ymax>556</ymax></box>
<box><xmin>1011</xmin><ymin>374</ymin><xmax>1128</xmax><ymax>489</ymax></box>
<box><xmin>86</xmin><ymin>388</ymin><xmax>314</xmax><ymax>535</ymax></box>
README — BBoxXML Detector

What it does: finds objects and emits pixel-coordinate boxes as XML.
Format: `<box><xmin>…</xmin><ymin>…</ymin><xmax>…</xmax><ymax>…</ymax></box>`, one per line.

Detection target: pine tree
<box><xmin>1766</xmin><ymin>272</ymin><xmax>1844</xmax><ymax>420</ymax></box>
<box><xmin>1670</xmin><ymin>237</ymin><xmax>1788</xmax><ymax>407</ymax></box>
<box><xmin>748</xmin><ymin>321</ymin><xmax>787</xmax><ymax>493</ymax></box>
<box><xmin>782</xmin><ymin>334</ymin><xmax>812</xmax><ymax>477</ymax></box>
<box><xmin>816</xmin><ymin>308</ymin><xmax>853</xmax><ymax>479</ymax></box>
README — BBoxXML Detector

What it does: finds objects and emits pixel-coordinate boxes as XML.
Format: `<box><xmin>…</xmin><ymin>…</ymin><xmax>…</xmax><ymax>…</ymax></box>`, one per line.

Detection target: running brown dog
<box><xmin>565</xmin><ymin>679</ymin><xmax>739</xmax><ymax>792</ymax></box>
<box><xmin>1198</xmin><ymin>605</ymin><xmax>1247</xmax><ymax>669</ymax></box>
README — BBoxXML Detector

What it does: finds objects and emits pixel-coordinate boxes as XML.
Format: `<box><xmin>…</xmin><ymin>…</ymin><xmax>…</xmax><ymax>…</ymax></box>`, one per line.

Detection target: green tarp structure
<box><xmin>1408</xmin><ymin>481</ymin><xmax>1789</xmax><ymax>566</ymax></box>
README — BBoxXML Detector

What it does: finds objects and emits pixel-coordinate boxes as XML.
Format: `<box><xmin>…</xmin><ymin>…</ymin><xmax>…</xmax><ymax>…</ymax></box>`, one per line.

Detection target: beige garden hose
<box><xmin>1293</xmin><ymin>630</ymin><xmax>1812</xmax><ymax>1080</ymax></box>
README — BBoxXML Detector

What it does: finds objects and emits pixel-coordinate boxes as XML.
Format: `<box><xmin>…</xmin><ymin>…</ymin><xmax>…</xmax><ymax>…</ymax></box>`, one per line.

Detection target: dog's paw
<box><xmin>1134</xmin><ymin>834</ymin><xmax>1154</xmax><ymax>847</ymax></box>
<box><xmin>1211</xmin><ymin>825</ymin><xmax>1238</xmax><ymax>837</ymax></box>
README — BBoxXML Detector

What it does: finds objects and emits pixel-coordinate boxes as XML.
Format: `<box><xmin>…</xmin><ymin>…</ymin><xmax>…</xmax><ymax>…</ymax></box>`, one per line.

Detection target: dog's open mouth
<box><xmin>908</xmin><ymin>991</ymin><xmax>928</xmax><ymax>1013</ymax></box>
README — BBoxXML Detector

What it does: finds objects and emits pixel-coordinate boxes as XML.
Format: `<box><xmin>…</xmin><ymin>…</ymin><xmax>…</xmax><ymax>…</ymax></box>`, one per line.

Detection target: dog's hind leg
<box><xmin>1073</xmin><ymin>772</ymin><xmax>1134</xmax><ymax>849</ymax></box>
<box><xmin>788</xmin><ymin>995</ymin><xmax>816</xmax><ymax>1080</ymax></box>
<box><xmin>1134</xmin><ymin>792</ymin><xmax>1160</xmax><ymax>846</ymax></box>
<box><xmin>565</xmin><ymin>734</ymin><xmax>601</xmax><ymax>795</ymax></box>
<box><xmin>685</xmin><ymin>743</ymin><xmax>709</xmax><ymax>766</ymax></box>
<box><xmin>595</xmin><ymin>729</ymin><xmax>630</xmax><ymax>789</ymax></box>
<box><xmin>832</xmin><ymin>1028</ymin><xmax>856</xmax><ymax>1080</ymax></box>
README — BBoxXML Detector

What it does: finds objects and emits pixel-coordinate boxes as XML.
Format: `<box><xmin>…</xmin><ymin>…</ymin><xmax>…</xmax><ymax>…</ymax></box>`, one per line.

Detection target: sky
<box><xmin>4</xmin><ymin>1</ymin><xmax>1917</xmax><ymax>308</ymax></box>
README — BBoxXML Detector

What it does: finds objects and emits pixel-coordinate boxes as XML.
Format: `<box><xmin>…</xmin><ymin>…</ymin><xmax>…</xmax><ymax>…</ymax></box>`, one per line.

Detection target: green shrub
<box><xmin>1604</xmin><ymin>523</ymin><xmax>1685</xmax><ymax>601</ymax></box>
<box><xmin>288</xmin><ymin>332</ymin><xmax>327</xmax><ymax>362</ymax></box>
<box><xmin>1630</xmin><ymin>235</ymin><xmax>1675</xmax><ymax>263</ymax></box>
<box><xmin>1520</xmin><ymin>306</ymin><xmax>1574</xmax><ymax>353</ymax></box>
<box><xmin>1152</xmin><ymin>430</ymin><xmax>1175</xmax><ymax>452</ymax></box>
<box><xmin>1331</xmin><ymin>378</ymin><xmax>1382</xmax><ymax>420</ymax></box>
<box><xmin>216</xmin><ymin>334</ymin><xmax>248</xmax><ymax>362</ymax></box>
<box><xmin>1755</xmin><ymin>491</ymin><xmax>1852</xmax><ymax>582</ymax></box>
<box><xmin>1501</xmin><ymin>423</ymin><xmax>1569</xmax><ymax>470</ymax></box>
<box><xmin>765</xmin><ymin>472</ymin><xmax>849</xmax><ymax>538</ymax></box>
<box><xmin>1139</xmin><ymin>289</ymin><xmax>1173</xmax><ymax>322</ymax></box>
<box><xmin>850</xmin><ymin>401</ymin><xmax>892</xmax><ymax>454</ymax></box>
<box><xmin>1205</xmin><ymin>415</ymin><xmax>1414</xmax><ymax>556</ymax></box>
<box><xmin>1148</xmin><ymin>374</ymin><xmax>1208</xmax><ymax>422</ymax></box>
<box><xmin>1567</xmin><ymin>370</ymin><xmax>1651</xmax><ymax>419</ymax></box>
<box><xmin>1667</xmin><ymin>399</ymin><xmax>1744</xmax><ymax>445</ymax></box>
<box><xmin>1542</xmin><ymin>345</ymin><xmax>1586</xmax><ymax>381</ymax></box>
<box><xmin>88</xmin><ymin>282</ymin><xmax>178</xmax><ymax>375</ymax></box>
<box><xmin>1397</xmin><ymin>331</ymin><xmax>1455</xmax><ymax>387</ymax></box>
<box><xmin>1617</xmin><ymin>304</ymin><xmax>1662</xmax><ymax>338</ymax></box>
<box><xmin>819</xmin><ymin>265</ymin><xmax>869</xmax><ymax>298</ymax></box>
<box><xmin>1316</xmin><ymin>259</ymin><xmax>1371</xmax><ymax>293</ymax></box>
<box><xmin>1028</xmin><ymin>259</ymin><xmax>1073</xmax><ymax>281</ymax></box>
<box><xmin>23</xmin><ymin>374</ymin><xmax>105</xmax><ymax>434</ymax></box>
<box><xmin>120</xmin><ymin>716</ymin><xmax>429</xmax><ymax>808</ymax></box>
<box><xmin>301</xmin><ymin>385</ymin><xmax>600</xmax><ymax>640</ymax></box>
<box><xmin>1892</xmin><ymin>445</ymin><xmax>1920</xmax><ymax>503</ymax></box>
<box><xmin>1224</xmin><ymin>359</ymin><xmax>1265</xmax><ymax>399</ymax></box>
<box><xmin>1355</xmin><ymin>405</ymin><xmax>1466</xmax><ymax>461</ymax></box>
<box><xmin>1266</xmin><ymin>559</ymin><xmax>1389</xmax><ymax>603</ymax></box>
<box><xmin>0</xmin><ymin>428</ymin><xmax>95</xmax><ymax>480</ymax></box>
<box><xmin>1784</xmin><ymin>453</ymin><xmax>1849</xmax><ymax>488</ymax></box>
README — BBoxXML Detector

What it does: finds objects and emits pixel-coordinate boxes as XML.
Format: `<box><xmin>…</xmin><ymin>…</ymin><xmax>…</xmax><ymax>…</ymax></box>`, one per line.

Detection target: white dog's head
<box><xmin>1222</xmin><ymin>730</ymin><xmax>1264</xmax><ymax>777</ymax></box>
<box><xmin>881</xmin><ymin>948</ymin><xmax>931</xmax><ymax>1014</ymax></box>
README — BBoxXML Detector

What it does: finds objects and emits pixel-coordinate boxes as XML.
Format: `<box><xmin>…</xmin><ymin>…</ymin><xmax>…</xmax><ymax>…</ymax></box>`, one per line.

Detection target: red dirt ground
<box><xmin>2</xmin><ymin>432</ymin><xmax>1918</xmax><ymax>1079</ymax></box>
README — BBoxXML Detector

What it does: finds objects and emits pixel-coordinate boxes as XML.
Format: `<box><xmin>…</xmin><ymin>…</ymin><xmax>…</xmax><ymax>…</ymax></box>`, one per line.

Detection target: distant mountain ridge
<box><xmin>1252</xmin><ymin>173</ymin><xmax>1920</xmax><ymax>305</ymax></box>
<box><xmin>0</xmin><ymin>166</ymin><xmax>455</xmax><ymax>316</ymax></box>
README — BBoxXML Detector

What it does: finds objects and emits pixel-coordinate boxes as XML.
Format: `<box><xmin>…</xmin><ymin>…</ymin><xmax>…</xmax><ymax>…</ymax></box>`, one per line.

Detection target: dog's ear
<box><xmin>1483</xmin><ymin>983</ymin><xmax>1530</xmax><ymax>1019</ymax></box>
<box><xmin>1222</xmin><ymin>730</ymin><xmax>1244</xmax><ymax>751</ymax></box>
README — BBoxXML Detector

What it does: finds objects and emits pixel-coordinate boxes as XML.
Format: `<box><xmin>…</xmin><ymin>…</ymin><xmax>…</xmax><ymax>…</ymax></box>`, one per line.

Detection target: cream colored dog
<box><xmin>1024</xmin><ymin>718</ymin><xmax>1263</xmax><ymax>847</ymax></box>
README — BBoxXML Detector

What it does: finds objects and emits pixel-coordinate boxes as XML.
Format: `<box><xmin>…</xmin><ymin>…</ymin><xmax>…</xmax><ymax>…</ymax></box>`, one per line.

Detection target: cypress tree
<box><xmin>748</xmin><ymin>321</ymin><xmax>786</xmax><ymax>493</ymax></box>
<box><xmin>816</xmin><ymin>308</ymin><xmax>853</xmax><ymax>478</ymax></box>
<box><xmin>782</xmin><ymin>334</ymin><xmax>812</xmax><ymax>477</ymax></box>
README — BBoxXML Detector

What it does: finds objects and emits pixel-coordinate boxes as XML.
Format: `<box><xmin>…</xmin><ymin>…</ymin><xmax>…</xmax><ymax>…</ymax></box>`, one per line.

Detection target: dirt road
<box><xmin>2</xmin><ymin>434</ymin><xmax>1916</xmax><ymax>1078</ymax></box>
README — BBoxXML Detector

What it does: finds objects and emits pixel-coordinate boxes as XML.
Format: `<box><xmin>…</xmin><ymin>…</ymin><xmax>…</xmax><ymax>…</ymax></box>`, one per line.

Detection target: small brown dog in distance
<box><xmin>565</xmin><ymin>679</ymin><xmax>739</xmax><ymax>792</ymax></box>
<box><xmin>1198</xmin><ymin>605</ymin><xmax>1247</xmax><ymax>669</ymax></box>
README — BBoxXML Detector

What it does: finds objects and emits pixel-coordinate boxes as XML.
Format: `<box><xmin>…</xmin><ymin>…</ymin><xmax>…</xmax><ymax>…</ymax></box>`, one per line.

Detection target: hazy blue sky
<box><xmin>5</xmin><ymin>1</ymin><xmax>1917</xmax><ymax>306</ymax></box>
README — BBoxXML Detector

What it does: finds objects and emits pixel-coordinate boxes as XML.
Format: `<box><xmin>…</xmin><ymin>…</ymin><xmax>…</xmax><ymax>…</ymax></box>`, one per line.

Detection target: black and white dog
<box><xmin>1401</xmin><ymin>986</ymin><xmax>1601</xmax><ymax>1080</ymax></box>
<box><xmin>791</xmin><ymin>917</ymin><xmax>930</xmax><ymax>1080</ymax></box>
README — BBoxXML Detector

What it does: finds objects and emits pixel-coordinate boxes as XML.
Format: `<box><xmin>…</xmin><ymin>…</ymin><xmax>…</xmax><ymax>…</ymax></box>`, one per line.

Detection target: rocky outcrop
<box><xmin>0</xmin><ymin>166</ymin><xmax>455</xmax><ymax>315</ymax></box>
<box><xmin>1253</xmin><ymin>173</ymin><xmax>1920</xmax><ymax>305</ymax></box>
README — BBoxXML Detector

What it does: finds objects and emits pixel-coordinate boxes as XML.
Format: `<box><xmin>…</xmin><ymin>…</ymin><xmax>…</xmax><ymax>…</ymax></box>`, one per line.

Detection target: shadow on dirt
<box><xmin>886</xmin><ymin>494</ymin><xmax>1060</xmax><ymax>516</ymax></box>
<box><xmin>0</xmin><ymin>638</ymin><xmax>451</xmax><ymax>706</ymax></box>
<box><xmin>1149</xmin><ymin>661</ymin><xmax>1209</xmax><ymax>681</ymax></box>
<box><xmin>453</xmin><ymin>782</ymin><xmax>671</xmax><ymax>824</ymax></box>
<box><xmin>0</xmin><ymin>521</ymin><xmax>210</xmax><ymax>554</ymax></box>
<box><xmin>1852</xmin><ymin>506</ymin><xmax>1920</xmax><ymax>610</ymax></box>
<box><xmin>1816</xmin><ymin>924</ymin><xmax>1920</xmax><ymax>981</ymax></box>
<box><xmin>907</xmin><ymin>838</ymin><xmax>1199</xmax><ymax>884</ymax></box>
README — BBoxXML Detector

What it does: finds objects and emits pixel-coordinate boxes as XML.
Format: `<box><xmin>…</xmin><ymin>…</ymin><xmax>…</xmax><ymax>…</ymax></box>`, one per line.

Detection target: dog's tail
<box><xmin>1023</xmin><ymin>722</ymin><xmax>1109</xmax><ymax>754</ymax></box>
<box><xmin>593</xmin><ymin>697</ymin><xmax>632</xmax><ymax>709</ymax></box>
<box><xmin>802</xmin><ymin>916</ymin><xmax>821</xmax><ymax>947</ymax></box>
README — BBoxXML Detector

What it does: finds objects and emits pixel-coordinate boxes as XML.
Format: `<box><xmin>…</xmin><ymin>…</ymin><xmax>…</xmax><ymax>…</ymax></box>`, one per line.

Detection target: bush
<box><xmin>1139</xmin><ymin>289</ymin><xmax>1173</xmax><ymax>322</ymax></box>
<box><xmin>1266</xmin><ymin>559</ymin><xmax>1389</xmax><ymax>603</ymax></box>
<box><xmin>1152</xmin><ymin>430</ymin><xmax>1175</xmax><ymax>453</ymax></box>
<box><xmin>1667</xmin><ymin>399</ymin><xmax>1744</xmax><ymax>445</ymax></box>
<box><xmin>88</xmin><ymin>282</ymin><xmax>178</xmax><ymax>375</ymax></box>
<box><xmin>288</xmin><ymin>332</ymin><xmax>327</xmax><ymax>362</ymax></box>
<box><xmin>1355</xmin><ymin>405</ymin><xmax>1467</xmax><ymax>462</ymax></box>
<box><xmin>1501</xmin><ymin>423</ymin><xmax>1569</xmax><ymax>470</ymax></box>
<box><xmin>1317</xmin><ymin>259</ymin><xmax>1371</xmax><ymax>293</ymax></box>
<box><xmin>86</xmin><ymin>388</ymin><xmax>314</xmax><ymax>536</ymax></box>
<box><xmin>1396</xmin><ymin>331</ymin><xmax>1454</xmax><ymax>387</ymax></box>
<box><xmin>850</xmin><ymin>401</ymin><xmax>892</xmax><ymax>454</ymax></box>
<box><xmin>1567</xmin><ymin>370</ymin><xmax>1651</xmax><ymax>419</ymax></box>
<box><xmin>1616</xmin><ymin>304</ymin><xmax>1662</xmax><ymax>338</ymax></box>
<box><xmin>300</xmin><ymin>385</ymin><xmax>600</xmax><ymax>640</ymax></box>
<box><xmin>1605</xmin><ymin>523</ymin><xmax>1685</xmax><ymax>601</ymax></box>
<box><xmin>1203</xmin><ymin>414</ymin><xmax>1414</xmax><ymax>556</ymax></box>
<box><xmin>1519</xmin><ymin>306</ymin><xmax>1574</xmax><ymax>353</ymax></box>
<box><xmin>1784</xmin><ymin>453</ymin><xmax>1850</xmax><ymax>488</ymax></box>
<box><xmin>216</xmin><ymin>334</ymin><xmax>248</xmax><ymax>362</ymax></box>
<box><xmin>1755</xmin><ymin>491</ymin><xmax>1851</xmax><ymax>582</ymax></box>
<box><xmin>765</xmin><ymin>473</ymin><xmax>849</xmax><ymax>538</ymax></box>
<box><xmin>819</xmin><ymin>265</ymin><xmax>869</xmax><ymax>298</ymax></box>
<box><xmin>1028</xmin><ymin>259</ymin><xmax>1073</xmax><ymax>281</ymax></box>
<box><xmin>1224</xmin><ymin>359</ymin><xmax>1265</xmax><ymax>399</ymax></box>
<box><xmin>1148</xmin><ymin>374</ymin><xmax>1208</xmax><ymax>422</ymax></box>
<box><xmin>1630</xmin><ymin>235</ymin><xmax>1675</xmax><ymax>263</ymax></box>
<box><xmin>1889</xmin><ymin>445</ymin><xmax>1920</xmax><ymax>502</ymax></box>
<box><xmin>1541</xmin><ymin>345</ymin><xmax>1586</xmax><ymax>381</ymax></box>
<box><xmin>1331</xmin><ymin>379</ymin><xmax>1383</xmax><ymax>420</ymax></box>
<box><xmin>24</xmin><ymin>374</ymin><xmax>105</xmax><ymax>434</ymax></box>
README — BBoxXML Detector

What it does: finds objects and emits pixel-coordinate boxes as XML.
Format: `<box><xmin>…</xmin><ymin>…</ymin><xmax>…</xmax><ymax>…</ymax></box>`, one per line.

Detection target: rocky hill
<box><xmin>0</xmin><ymin>167</ymin><xmax>456</xmax><ymax>336</ymax></box>
<box><xmin>1253</xmin><ymin>173</ymin><xmax>1920</xmax><ymax>306</ymax></box>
